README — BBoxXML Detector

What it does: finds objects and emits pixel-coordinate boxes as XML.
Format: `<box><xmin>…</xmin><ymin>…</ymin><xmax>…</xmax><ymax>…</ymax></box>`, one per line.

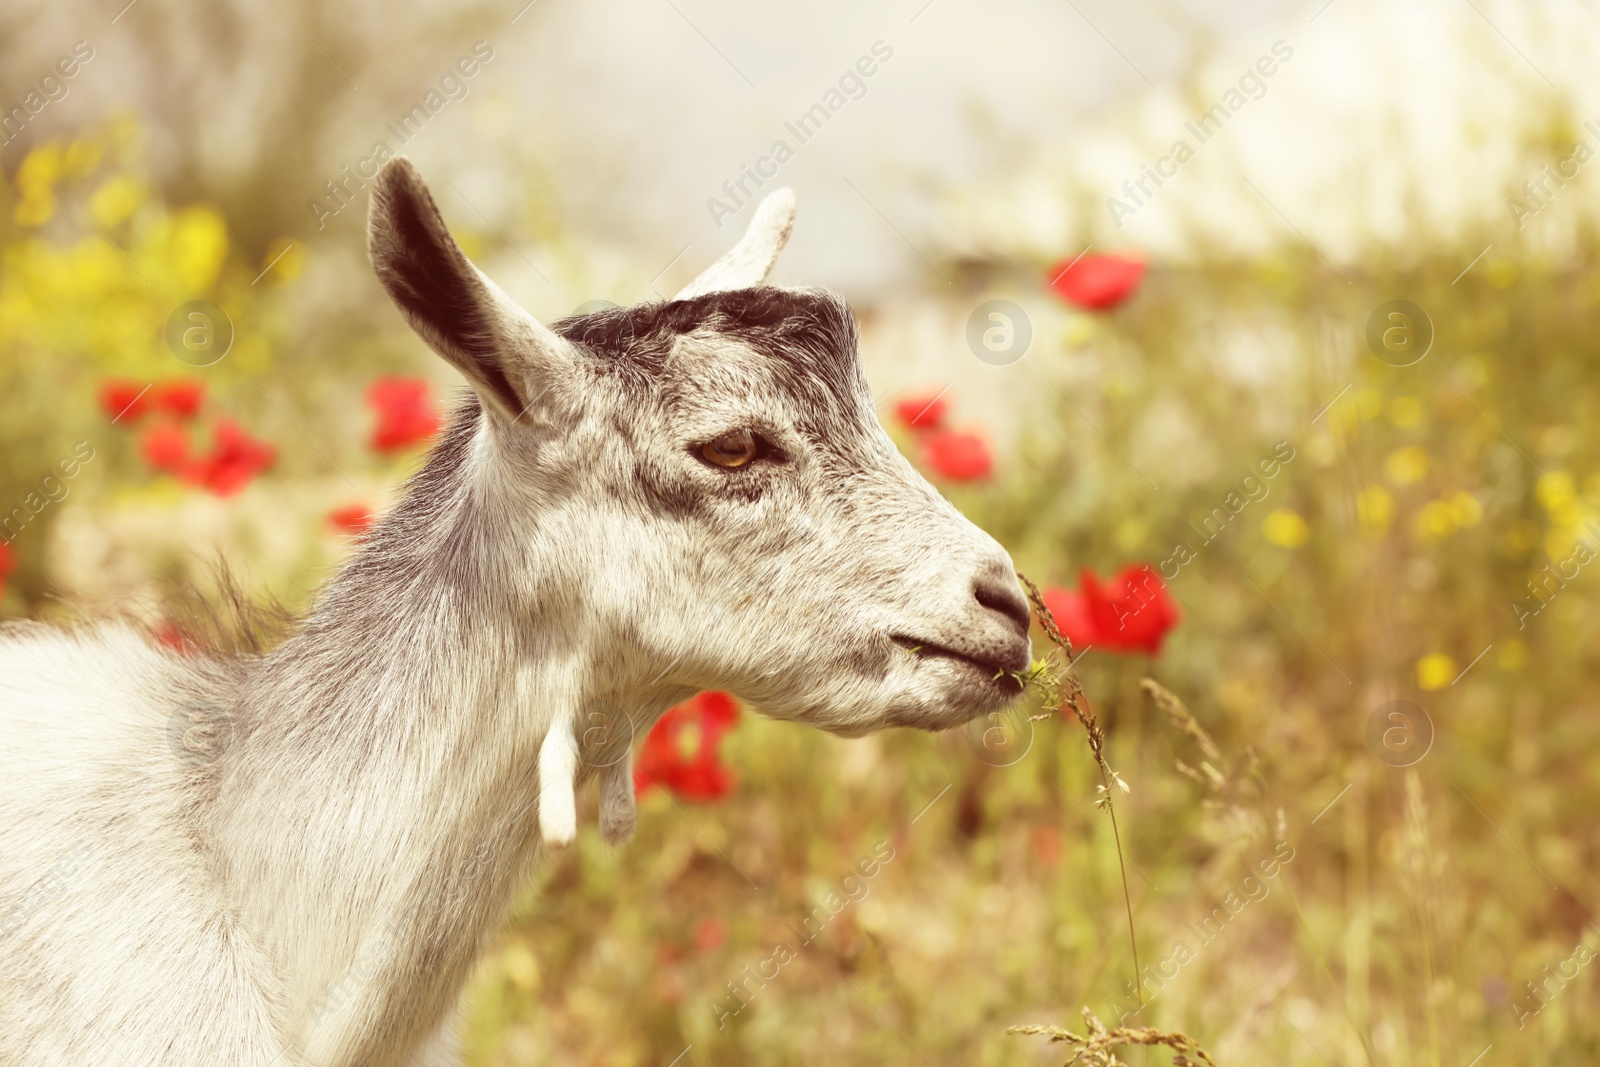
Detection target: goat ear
<box><xmin>368</xmin><ymin>157</ymin><xmax>574</xmax><ymax>422</ymax></box>
<box><xmin>674</xmin><ymin>187</ymin><xmax>796</xmax><ymax>300</ymax></box>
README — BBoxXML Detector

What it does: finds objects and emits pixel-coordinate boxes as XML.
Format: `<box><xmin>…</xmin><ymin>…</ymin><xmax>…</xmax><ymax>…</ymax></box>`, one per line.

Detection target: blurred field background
<box><xmin>4</xmin><ymin>0</ymin><xmax>1600</xmax><ymax>1063</ymax></box>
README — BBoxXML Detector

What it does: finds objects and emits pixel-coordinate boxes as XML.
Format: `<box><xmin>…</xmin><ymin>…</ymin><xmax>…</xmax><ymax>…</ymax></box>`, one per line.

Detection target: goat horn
<box><xmin>673</xmin><ymin>187</ymin><xmax>796</xmax><ymax>300</ymax></box>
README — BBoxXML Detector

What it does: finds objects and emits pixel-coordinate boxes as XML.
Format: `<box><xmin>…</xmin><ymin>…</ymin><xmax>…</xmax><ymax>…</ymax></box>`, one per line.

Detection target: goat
<box><xmin>0</xmin><ymin>157</ymin><xmax>1033</xmax><ymax>1066</ymax></box>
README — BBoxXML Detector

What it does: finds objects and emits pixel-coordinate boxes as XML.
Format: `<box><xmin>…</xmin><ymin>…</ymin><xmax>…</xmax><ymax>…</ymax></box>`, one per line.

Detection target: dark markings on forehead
<box><xmin>550</xmin><ymin>287</ymin><xmax>865</xmax><ymax>409</ymax></box>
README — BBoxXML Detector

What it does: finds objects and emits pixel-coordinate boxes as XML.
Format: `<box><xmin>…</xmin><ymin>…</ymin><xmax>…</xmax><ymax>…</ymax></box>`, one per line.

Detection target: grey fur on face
<box><xmin>0</xmin><ymin>157</ymin><xmax>1029</xmax><ymax>1066</ymax></box>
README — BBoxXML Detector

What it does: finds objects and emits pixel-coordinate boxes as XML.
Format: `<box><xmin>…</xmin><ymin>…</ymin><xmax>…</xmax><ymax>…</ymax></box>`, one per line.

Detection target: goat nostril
<box><xmin>973</xmin><ymin>575</ymin><xmax>1030</xmax><ymax>634</ymax></box>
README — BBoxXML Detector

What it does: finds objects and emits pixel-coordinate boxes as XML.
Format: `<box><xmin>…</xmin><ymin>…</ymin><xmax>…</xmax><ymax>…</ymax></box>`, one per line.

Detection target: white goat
<box><xmin>0</xmin><ymin>158</ymin><xmax>1032</xmax><ymax>1066</ymax></box>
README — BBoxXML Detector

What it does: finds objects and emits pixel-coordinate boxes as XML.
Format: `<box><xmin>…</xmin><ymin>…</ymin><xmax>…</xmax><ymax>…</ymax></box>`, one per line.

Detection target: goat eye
<box><xmin>700</xmin><ymin>430</ymin><xmax>760</xmax><ymax>469</ymax></box>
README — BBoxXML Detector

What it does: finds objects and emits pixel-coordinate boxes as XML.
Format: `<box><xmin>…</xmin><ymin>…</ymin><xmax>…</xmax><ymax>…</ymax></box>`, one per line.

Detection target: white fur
<box><xmin>598</xmin><ymin>753</ymin><xmax>637</xmax><ymax>845</ymax></box>
<box><xmin>0</xmin><ymin>159</ymin><xmax>1030</xmax><ymax>1065</ymax></box>
<box><xmin>536</xmin><ymin>707</ymin><xmax>578</xmax><ymax>846</ymax></box>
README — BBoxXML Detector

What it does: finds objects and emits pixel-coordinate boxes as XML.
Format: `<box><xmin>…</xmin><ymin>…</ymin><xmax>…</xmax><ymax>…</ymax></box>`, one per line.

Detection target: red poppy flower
<box><xmin>1041</xmin><ymin>564</ymin><xmax>1180</xmax><ymax>655</ymax></box>
<box><xmin>1031</xmin><ymin>825</ymin><xmax>1062</xmax><ymax>867</ymax></box>
<box><xmin>921</xmin><ymin>430</ymin><xmax>992</xmax><ymax>482</ymax></box>
<box><xmin>634</xmin><ymin>691</ymin><xmax>741</xmax><ymax>802</ymax></box>
<box><xmin>99</xmin><ymin>380</ymin><xmax>149</xmax><ymax>423</ymax></box>
<box><xmin>151</xmin><ymin>380</ymin><xmax>205</xmax><ymax>420</ymax></box>
<box><xmin>367</xmin><ymin>377</ymin><xmax>441</xmax><ymax>453</ymax></box>
<box><xmin>140</xmin><ymin>424</ymin><xmax>189</xmax><ymax>473</ymax></box>
<box><xmin>1046</xmin><ymin>253</ymin><xmax>1146</xmax><ymax>310</ymax></box>
<box><xmin>894</xmin><ymin>392</ymin><xmax>948</xmax><ymax>432</ymax></box>
<box><xmin>182</xmin><ymin>418</ymin><xmax>276</xmax><ymax>496</ymax></box>
<box><xmin>327</xmin><ymin>503</ymin><xmax>374</xmax><ymax>535</ymax></box>
<box><xmin>695</xmin><ymin>917</ymin><xmax>726</xmax><ymax>953</ymax></box>
<box><xmin>152</xmin><ymin>620</ymin><xmax>195</xmax><ymax>655</ymax></box>
<box><xmin>0</xmin><ymin>541</ymin><xmax>14</xmax><ymax>599</ymax></box>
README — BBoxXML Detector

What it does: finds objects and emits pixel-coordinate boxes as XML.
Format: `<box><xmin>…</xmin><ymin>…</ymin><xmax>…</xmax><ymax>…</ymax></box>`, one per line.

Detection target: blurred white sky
<box><xmin>5</xmin><ymin>0</ymin><xmax>1600</xmax><ymax>308</ymax></box>
<box><xmin>409</xmin><ymin>0</ymin><xmax>1600</xmax><ymax>305</ymax></box>
<box><xmin>414</xmin><ymin>0</ymin><xmax>1305</xmax><ymax>303</ymax></box>
<box><xmin>954</xmin><ymin>0</ymin><xmax>1600</xmax><ymax>270</ymax></box>
<box><xmin>1</xmin><ymin>0</ymin><xmax>1283</xmax><ymax>303</ymax></box>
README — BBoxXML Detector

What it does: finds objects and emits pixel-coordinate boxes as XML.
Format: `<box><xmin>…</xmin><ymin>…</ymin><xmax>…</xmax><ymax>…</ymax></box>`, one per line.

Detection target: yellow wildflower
<box><xmin>1357</xmin><ymin>485</ymin><xmax>1394</xmax><ymax>537</ymax></box>
<box><xmin>89</xmin><ymin>176</ymin><xmax>143</xmax><ymax>228</ymax></box>
<box><xmin>1386</xmin><ymin>446</ymin><xmax>1429</xmax><ymax>485</ymax></box>
<box><xmin>1262</xmin><ymin>509</ymin><xmax>1309</xmax><ymax>548</ymax></box>
<box><xmin>1416</xmin><ymin>654</ymin><xmax>1456</xmax><ymax>690</ymax></box>
<box><xmin>1388</xmin><ymin>396</ymin><xmax>1423</xmax><ymax>428</ymax></box>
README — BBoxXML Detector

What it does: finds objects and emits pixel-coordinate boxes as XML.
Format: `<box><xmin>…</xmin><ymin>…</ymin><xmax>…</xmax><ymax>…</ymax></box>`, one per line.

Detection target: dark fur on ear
<box><xmin>367</xmin><ymin>157</ymin><xmax>526</xmax><ymax>419</ymax></box>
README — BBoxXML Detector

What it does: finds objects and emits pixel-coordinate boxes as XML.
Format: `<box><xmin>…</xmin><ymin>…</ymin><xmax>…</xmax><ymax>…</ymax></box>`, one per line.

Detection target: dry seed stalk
<box><xmin>1141</xmin><ymin>677</ymin><xmax>1276</xmax><ymax>846</ymax></box>
<box><xmin>1140</xmin><ymin>678</ymin><xmax>1222</xmax><ymax>766</ymax></box>
<box><xmin>1017</xmin><ymin>572</ymin><xmax>1141</xmax><ymax>1010</ymax></box>
<box><xmin>1010</xmin><ymin>1006</ymin><xmax>1218</xmax><ymax>1067</ymax></box>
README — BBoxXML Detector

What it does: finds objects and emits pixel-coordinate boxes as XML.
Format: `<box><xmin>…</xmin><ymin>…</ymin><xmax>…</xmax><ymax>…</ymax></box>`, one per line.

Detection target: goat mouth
<box><xmin>891</xmin><ymin>635</ymin><xmax>1027</xmax><ymax>692</ymax></box>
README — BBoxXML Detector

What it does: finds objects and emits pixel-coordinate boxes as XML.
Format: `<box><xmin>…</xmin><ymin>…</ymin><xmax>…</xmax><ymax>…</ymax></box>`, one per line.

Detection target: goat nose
<box><xmin>973</xmin><ymin>570</ymin><xmax>1030</xmax><ymax>634</ymax></box>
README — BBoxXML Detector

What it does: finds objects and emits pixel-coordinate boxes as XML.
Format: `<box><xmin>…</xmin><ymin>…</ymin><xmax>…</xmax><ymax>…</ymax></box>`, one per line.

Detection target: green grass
<box><xmin>6</xmin><ymin>128</ymin><xmax>1600</xmax><ymax>1066</ymax></box>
